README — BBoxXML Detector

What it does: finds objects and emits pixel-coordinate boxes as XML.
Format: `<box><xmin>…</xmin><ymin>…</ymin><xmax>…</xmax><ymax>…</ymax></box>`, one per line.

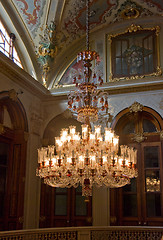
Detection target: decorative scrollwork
<box><xmin>132</xmin><ymin>133</ymin><xmax>147</xmax><ymax>143</ymax></box>
<box><xmin>129</xmin><ymin>102</ymin><xmax>143</xmax><ymax>113</ymax></box>
<box><xmin>36</xmin><ymin>21</ymin><xmax>58</xmax><ymax>87</ymax></box>
<box><xmin>121</xmin><ymin>7</ymin><xmax>140</xmax><ymax>19</ymax></box>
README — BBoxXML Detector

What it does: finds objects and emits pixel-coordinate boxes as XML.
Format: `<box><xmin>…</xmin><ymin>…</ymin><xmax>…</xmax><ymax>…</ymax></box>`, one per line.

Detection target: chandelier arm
<box><xmin>36</xmin><ymin>0</ymin><xmax>138</xmax><ymax>198</ymax></box>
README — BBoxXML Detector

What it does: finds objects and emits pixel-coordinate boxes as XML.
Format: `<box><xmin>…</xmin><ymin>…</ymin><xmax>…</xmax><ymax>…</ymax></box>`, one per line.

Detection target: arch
<box><xmin>43</xmin><ymin>110</ymin><xmax>81</xmax><ymax>145</ymax></box>
<box><xmin>111</xmin><ymin>103</ymin><xmax>163</xmax><ymax>131</ymax></box>
<box><xmin>0</xmin><ymin>90</ymin><xmax>28</xmax><ymax>132</ymax></box>
<box><xmin>0</xmin><ymin>2</ymin><xmax>39</xmax><ymax>80</ymax></box>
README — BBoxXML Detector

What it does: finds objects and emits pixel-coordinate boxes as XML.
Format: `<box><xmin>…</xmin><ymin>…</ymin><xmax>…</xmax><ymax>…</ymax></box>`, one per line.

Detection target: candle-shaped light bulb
<box><xmin>105</xmin><ymin>128</ymin><xmax>114</xmax><ymax>142</ymax></box>
<box><xmin>69</xmin><ymin>126</ymin><xmax>76</xmax><ymax>135</ymax></box>
<box><xmin>82</xmin><ymin>124</ymin><xmax>88</xmax><ymax>139</ymax></box>
<box><xmin>61</xmin><ymin>128</ymin><xmax>68</xmax><ymax>137</ymax></box>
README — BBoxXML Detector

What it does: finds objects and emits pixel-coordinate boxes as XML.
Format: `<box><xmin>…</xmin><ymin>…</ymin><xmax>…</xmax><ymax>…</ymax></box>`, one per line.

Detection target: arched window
<box><xmin>110</xmin><ymin>106</ymin><xmax>163</xmax><ymax>226</ymax></box>
<box><xmin>0</xmin><ymin>20</ymin><xmax>23</xmax><ymax>68</ymax></box>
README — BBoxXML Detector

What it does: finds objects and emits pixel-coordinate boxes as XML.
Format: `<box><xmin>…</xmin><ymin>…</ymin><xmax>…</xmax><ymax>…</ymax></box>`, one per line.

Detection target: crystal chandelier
<box><xmin>36</xmin><ymin>0</ymin><xmax>138</xmax><ymax>197</ymax></box>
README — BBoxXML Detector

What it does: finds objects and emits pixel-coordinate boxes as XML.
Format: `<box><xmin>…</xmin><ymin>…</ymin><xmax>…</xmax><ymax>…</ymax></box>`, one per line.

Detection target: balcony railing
<box><xmin>0</xmin><ymin>226</ymin><xmax>163</xmax><ymax>240</ymax></box>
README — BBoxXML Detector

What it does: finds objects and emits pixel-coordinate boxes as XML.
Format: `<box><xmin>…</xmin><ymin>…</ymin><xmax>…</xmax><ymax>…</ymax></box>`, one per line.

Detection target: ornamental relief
<box><xmin>132</xmin><ymin>133</ymin><xmax>147</xmax><ymax>143</ymax></box>
<box><xmin>129</xmin><ymin>101</ymin><xmax>143</xmax><ymax>113</ymax></box>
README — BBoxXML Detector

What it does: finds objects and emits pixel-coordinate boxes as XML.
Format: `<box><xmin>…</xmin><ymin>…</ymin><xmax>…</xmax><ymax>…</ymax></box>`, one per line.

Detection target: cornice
<box><xmin>0</xmin><ymin>52</ymin><xmax>49</xmax><ymax>99</ymax></box>
<box><xmin>0</xmin><ymin>53</ymin><xmax>163</xmax><ymax>103</ymax></box>
<box><xmin>49</xmin><ymin>77</ymin><xmax>163</xmax><ymax>99</ymax></box>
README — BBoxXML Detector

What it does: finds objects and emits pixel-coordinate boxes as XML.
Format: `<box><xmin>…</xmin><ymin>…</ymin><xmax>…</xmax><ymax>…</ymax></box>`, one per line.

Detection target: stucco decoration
<box><xmin>114</xmin><ymin>0</ymin><xmax>153</xmax><ymax>22</ymax></box>
<box><xmin>12</xmin><ymin>0</ymin><xmax>46</xmax><ymax>38</ymax></box>
<box><xmin>36</xmin><ymin>21</ymin><xmax>58</xmax><ymax>87</ymax></box>
<box><xmin>132</xmin><ymin>133</ymin><xmax>147</xmax><ymax>143</ymax></box>
<box><xmin>62</xmin><ymin>109</ymin><xmax>73</xmax><ymax>119</ymax></box>
<box><xmin>141</xmin><ymin>0</ymin><xmax>163</xmax><ymax>12</ymax></box>
<box><xmin>129</xmin><ymin>102</ymin><xmax>144</xmax><ymax>113</ymax></box>
<box><xmin>61</xmin><ymin>0</ymin><xmax>118</xmax><ymax>46</ymax></box>
<box><xmin>109</xmin><ymin>93</ymin><xmax>163</xmax><ymax>119</ymax></box>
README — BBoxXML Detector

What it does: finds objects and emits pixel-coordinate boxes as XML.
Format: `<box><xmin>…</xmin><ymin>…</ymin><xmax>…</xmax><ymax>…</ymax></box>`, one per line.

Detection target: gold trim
<box><xmin>132</xmin><ymin>133</ymin><xmax>147</xmax><ymax>143</ymax></box>
<box><xmin>121</xmin><ymin>8</ymin><xmax>140</xmax><ymax>20</ymax></box>
<box><xmin>108</xmin><ymin>24</ymin><xmax>162</xmax><ymax>82</ymax></box>
<box><xmin>129</xmin><ymin>102</ymin><xmax>143</xmax><ymax>113</ymax></box>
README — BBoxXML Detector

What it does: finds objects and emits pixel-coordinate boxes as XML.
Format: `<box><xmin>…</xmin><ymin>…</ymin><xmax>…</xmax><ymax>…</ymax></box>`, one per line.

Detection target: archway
<box><xmin>39</xmin><ymin>110</ymin><xmax>92</xmax><ymax>228</ymax></box>
<box><xmin>110</xmin><ymin>102</ymin><xmax>163</xmax><ymax>226</ymax></box>
<box><xmin>0</xmin><ymin>90</ymin><xmax>28</xmax><ymax>230</ymax></box>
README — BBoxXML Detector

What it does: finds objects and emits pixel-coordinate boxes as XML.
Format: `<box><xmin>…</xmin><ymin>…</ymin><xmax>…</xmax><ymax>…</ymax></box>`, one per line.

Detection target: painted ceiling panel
<box><xmin>11</xmin><ymin>0</ymin><xmax>47</xmax><ymax>38</ymax></box>
<box><xmin>141</xmin><ymin>0</ymin><xmax>163</xmax><ymax>11</ymax></box>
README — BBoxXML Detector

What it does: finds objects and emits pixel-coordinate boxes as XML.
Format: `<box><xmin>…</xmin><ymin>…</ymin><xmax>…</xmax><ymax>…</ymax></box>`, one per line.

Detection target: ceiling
<box><xmin>1</xmin><ymin>0</ymin><xmax>163</xmax><ymax>88</ymax></box>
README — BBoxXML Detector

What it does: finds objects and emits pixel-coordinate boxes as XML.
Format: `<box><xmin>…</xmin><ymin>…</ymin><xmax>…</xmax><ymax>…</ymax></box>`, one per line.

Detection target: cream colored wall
<box><xmin>0</xmin><ymin>15</ymin><xmax>163</xmax><ymax>229</ymax></box>
<box><xmin>0</xmin><ymin>54</ymin><xmax>46</xmax><ymax>229</ymax></box>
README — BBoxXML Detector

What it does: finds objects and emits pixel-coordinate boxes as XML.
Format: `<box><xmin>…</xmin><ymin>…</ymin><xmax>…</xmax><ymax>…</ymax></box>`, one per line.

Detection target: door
<box><xmin>110</xmin><ymin>109</ymin><xmax>163</xmax><ymax>226</ymax></box>
<box><xmin>40</xmin><ymin>184</ymin><xmax>92</xmax><ymax>228</ymax></box>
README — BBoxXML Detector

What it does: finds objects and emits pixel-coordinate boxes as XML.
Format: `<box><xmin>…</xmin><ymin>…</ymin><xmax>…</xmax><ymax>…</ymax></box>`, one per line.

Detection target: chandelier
<box><xmin>36</xmin><ymin>0</ymin><xmax>138</xmax><ymax>197</ymax></box>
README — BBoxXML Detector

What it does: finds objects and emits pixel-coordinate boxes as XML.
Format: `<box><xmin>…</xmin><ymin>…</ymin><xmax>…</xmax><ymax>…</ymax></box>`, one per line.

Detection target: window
<box><xmin>110</xmin><ymin>109</ymin><xmax>163</xmax><ymax>226</ymax></box>
<box><xmin>109</xmin><ymin>24</ymin><xmax>161</xmax><ymax>81</ymax></box>
<box><xmin>0</xmin><ymin>20</ymin><xmax>23</xmax><ymax>68</ymax></box>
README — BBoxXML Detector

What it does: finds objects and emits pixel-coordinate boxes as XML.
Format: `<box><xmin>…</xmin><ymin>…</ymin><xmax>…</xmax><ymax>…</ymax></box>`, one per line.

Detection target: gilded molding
<box><xmin>109</xmin><ymin>24</ymin><xmax>162</xmax><ymax>82</ymax></box>
<box><xmin>109</xmin><ymin>24</ymin><xmax>160</xmax><ymax>39</ymax></box>
<box><xmin>121</xmin><ymin>8</ymin><xmax>140</xmax><ymax>20</ymax></box>
<box><xmin>129</xmin><ymin>102</ymin><xmax>143</xmax><ymax>113</ymax></box>
<box><xmin>132</xmin><ymin>133</ymin><xmax>147</xmax><ymax>143</ymax></box>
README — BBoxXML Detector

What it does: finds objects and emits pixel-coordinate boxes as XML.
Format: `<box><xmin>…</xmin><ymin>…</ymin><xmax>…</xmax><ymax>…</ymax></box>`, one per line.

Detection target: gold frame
<box><xmin>121</xmin><ymin>7</ymin><xmax>140</xmax><ymax>20</ymax></box>
<box><xmin>108</xmin><ymin>24</ymin><xmax>162</xmax><ymax>82</ymax></box>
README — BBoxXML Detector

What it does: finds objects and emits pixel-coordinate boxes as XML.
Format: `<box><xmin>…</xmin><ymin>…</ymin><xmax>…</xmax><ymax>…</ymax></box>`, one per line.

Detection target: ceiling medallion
<box><xmin>36</xmin><ymin>0</ymin><xmax>138</xmax><ymax>198</ymax></box>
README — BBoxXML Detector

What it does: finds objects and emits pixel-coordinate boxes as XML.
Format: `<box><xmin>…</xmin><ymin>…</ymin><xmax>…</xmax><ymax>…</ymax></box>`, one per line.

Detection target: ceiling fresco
<box><xmin>8</xmin><ymin>0</ymin><xmax>163</xmax><ymax>49</ymax></box>
<box><xmin>1</xmin><ymin>0</ymin><xmax>163</xmax><ymax>87</ymax></box>
<box><xmin>11</xmin><ymin>0</ymin><xmax>47</xmax><ymax>38</ymax></box>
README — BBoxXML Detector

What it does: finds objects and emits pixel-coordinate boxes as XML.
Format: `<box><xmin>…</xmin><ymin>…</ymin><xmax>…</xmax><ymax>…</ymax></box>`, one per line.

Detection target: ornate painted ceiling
<box><xmin>1</xmin><ymin>0</ymin><xmax>163</xmax><ymax>87</ymax></box>
<box><xmin>9</xmin><ymin>0</ymin><xmax>163</xmax><ymax>48</ymax></box>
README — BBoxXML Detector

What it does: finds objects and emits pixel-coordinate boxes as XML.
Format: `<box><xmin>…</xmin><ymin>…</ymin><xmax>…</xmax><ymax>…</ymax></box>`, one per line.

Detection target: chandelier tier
<box><xmin>67</xmin><ymin>0</ymin><xmax>109</xmax><ymax>124</ymax></box>
<box><xmin>37</xmin><ymin>0</ymin><xmax>138</xmax><ymax>197</ymax></box>
<box><xmin>37</xmin><ymin>125</ymin><xmax>137</xmax><ymax>197</ymax></box>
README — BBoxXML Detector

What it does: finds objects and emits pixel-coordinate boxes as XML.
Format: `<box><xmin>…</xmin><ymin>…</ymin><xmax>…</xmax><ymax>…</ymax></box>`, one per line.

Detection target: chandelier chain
<box><xmin>86</xmin><ymin>0</ymin><xmax>90</xmax><ymax>51</ymax></box>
